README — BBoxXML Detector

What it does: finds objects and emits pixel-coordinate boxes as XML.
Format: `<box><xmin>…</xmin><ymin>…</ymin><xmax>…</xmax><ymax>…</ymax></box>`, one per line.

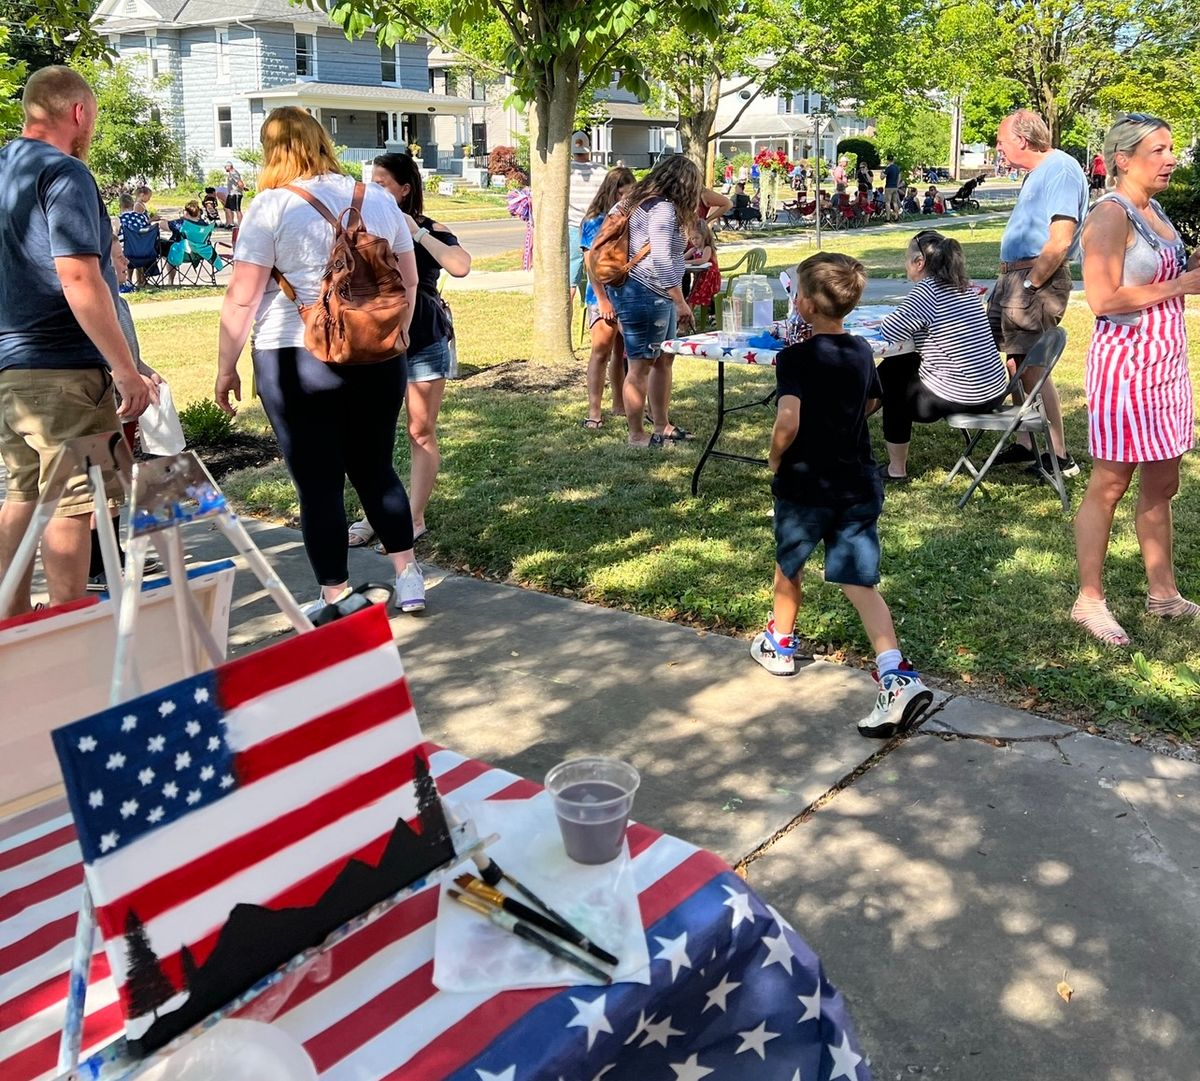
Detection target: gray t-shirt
<box><xmin>568</xmin><ymin>161</ymin><xmax>605</xmax><ymax>230</ymax></box>
<box><xmin>999</xmin><ymin>149</ymin><xmax>1088</xmax><ymax>264</ymax></box>
<box><xmin>0</xmin><ymin>137</ymin><xmax>117</xmax><ymax>371</ymax></box>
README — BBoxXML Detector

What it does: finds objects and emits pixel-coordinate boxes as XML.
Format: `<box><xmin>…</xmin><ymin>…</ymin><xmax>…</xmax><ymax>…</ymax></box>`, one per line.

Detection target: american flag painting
<box><xmin>49</xmin><ymin>604</ymin><xmax>453</xmax><ymax>1055</ymax></box>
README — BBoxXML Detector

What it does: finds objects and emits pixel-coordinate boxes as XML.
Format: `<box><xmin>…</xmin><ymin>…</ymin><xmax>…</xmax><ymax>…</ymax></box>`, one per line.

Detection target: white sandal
<box><xmin>347</xmin><ymin>518</ymin><xmax>376</xmax><ymax>548</ymax></box>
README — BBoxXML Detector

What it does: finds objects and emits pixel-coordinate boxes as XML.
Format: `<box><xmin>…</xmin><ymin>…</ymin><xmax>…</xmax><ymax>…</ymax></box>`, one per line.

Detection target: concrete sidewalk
<box><xmin>156</xmin><ymin>517</ymin><xmax>1200</xmax><ymax>1081</ymax></box>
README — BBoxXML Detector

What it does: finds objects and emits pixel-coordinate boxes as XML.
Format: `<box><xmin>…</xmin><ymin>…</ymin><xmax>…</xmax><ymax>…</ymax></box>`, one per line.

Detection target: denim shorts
<box><xmin>607</xmin><ymin>279</ymin><xmax>677</xmax><ymax>361</ymax></box>
<box><xmin>569</xmin><ymin>225</ymin><xmax>585</xmax><ymax>288</ymax></box>
<box><xmin>406</xmin><ymin>337</ymin><xmax>451</xmax><ymax>383</ymax></box>
<box><xmin>774</xmin><ymin>495</ymin><xmax>883</xmax><ymax>585</ymax></box>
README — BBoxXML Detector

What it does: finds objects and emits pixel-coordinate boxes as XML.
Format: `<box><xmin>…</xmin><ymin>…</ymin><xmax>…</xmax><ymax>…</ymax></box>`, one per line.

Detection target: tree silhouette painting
<box><xmin>124</xmin><ymin>909</ymin><xmax>175</xmax><ymax>1019</ymax></box>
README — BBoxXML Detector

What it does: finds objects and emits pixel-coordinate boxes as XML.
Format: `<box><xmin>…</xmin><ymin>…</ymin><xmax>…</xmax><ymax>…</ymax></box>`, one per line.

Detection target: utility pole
<box><xmin>950</xmin><ymin>94</ymin><xmax>963</xmax><ymax>181</ymax></box>
<box><xmin>813</xmin><ymin>113</ymin><xmax>823</xmax><ymax>249</ymax></box>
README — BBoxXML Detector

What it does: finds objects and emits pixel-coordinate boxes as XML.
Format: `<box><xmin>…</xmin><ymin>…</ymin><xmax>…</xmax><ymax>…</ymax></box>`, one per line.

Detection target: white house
<box><xmin>713</xmin><ymin>85</ymin><xmax>873</xmax><ymax>166</ymax></box>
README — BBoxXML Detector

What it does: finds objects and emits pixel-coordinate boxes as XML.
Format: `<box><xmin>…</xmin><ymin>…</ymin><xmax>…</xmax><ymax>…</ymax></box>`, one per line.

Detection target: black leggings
<box><xmin>253</xmin><ymin>347</ymin><xmax>413</xmax><ymax>586</ymax></box>
<box><xmin>877</xmin><ymin>352</ymin><xmax>1005</xmax><ymax>444</ymax></box>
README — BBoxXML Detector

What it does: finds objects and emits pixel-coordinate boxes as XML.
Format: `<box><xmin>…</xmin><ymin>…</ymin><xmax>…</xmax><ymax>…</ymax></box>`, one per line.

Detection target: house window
<box><xmin>296</xmin><ymin>32</ymin><xmax>316</xmax><ymax>78</ymax></box>
<box><xmin>216</xmin><ymin>29</ymin><xmax>229</xmax><ymax>78</ymax></box>
<box><xmin>380</xmin><ymin>44</ymin><xmax>397</xmax><ymax>83</ymax></box>
<box><xmin>329</xmin><ymin>115</ymin><xmax>338</xmax><ymax>136</ymax></box>
<box><xmin>471</xmin><ymin>76</ymin><xmax>485</xmax><ymax>101</ymax></box>
<box><xmin>145</xmin><ymin>35</ymin><xmax>158</xmax><ymax>80</ymax></box>
<box><xmin>215</xmin><ymin>105</ymin><xmax>233</xmax><ymax>149</ymax></box>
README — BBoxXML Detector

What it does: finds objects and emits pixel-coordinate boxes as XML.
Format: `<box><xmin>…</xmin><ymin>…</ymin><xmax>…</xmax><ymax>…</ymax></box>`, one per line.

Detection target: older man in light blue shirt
<box><xmin>987</xmin><ymin>109</ymin><xmax>1088</xmax><ymax>477</ymax></box>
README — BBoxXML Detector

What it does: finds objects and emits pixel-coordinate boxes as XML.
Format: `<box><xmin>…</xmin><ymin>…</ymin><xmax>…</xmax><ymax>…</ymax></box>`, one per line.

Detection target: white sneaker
<box><xmin>302</xmin><ymin>586</ymin><xmax>352</xmax><ymax>622</ymax></box>
<box><xmin>857</xmin><ymin>662</ymin><xmax>934</xmax><ymax>738</ymax></box>
<box><xmin>395</xmin><ymin>563</ymin><xmax>426</xmax><ymax>613</ymax></box>
<box><xmin>750</xmin><ymin>619</ymin><xmax>798</xmax><ymax>676</ymax></box>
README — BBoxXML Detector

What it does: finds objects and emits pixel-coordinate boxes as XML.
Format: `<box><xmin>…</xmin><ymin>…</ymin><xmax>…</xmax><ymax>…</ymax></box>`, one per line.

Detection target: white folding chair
<box><xmin>943</xmin><ymin>327</ymin><xmax>1070</xmax><ymax>511</ymax></box>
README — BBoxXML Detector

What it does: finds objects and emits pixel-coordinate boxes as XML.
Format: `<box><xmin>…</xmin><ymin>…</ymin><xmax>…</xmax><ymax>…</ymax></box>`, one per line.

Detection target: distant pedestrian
<box><xmin>855</xmin><ymin>158</ymin><xmax>873</xmax><ymax>193</ymax></box>
<box><xmin>988</xmin><ymin>109</ymin><xmax>1087</xmax><ymax>478</ymax></box>
<box><xmin>1071</xmin><ymin>114</ymin><xmax>1200</xmax><ymax>646</ymax></box>
<box><xmin>751</xmin><ymin>252</ymin><xmax>933</xmax><ymax>739</ymax></box>
<box><xmin>882</xmin><ymin>155</ymin><xmax>902</xmax><ymax>217</ymax></box>
<box><xmin>223</xmin><ymin>161</ymin><xmax>246</xmax><ymax>227</ymax></box>
<box><xmin>1089</xmin><ymin>151</ymin><xmax>1107</xmax><ymax>193</ymax></box>
<box><xmin>830</xmin><ymin>156</ymin><xmax>848</xmax><ymax>188</ymax></box>
<box><xmin>0</xmin><ymin>66</ymin><xmax>154</xmax><ymax>616</ymax></box>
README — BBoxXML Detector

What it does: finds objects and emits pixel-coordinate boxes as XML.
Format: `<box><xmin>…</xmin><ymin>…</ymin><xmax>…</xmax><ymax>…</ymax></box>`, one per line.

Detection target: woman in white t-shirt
<box><xmin>214</xmin><ymin>107</ymin><xmax>422</xmax><ymax>617</ymax></box>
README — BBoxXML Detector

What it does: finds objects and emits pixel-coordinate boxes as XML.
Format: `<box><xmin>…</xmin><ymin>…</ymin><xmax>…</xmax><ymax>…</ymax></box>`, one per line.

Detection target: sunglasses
<box><xmin>1116</xmin><ymin>112</ymin><xmax>1155</xmax><ymax>124</ymax></box>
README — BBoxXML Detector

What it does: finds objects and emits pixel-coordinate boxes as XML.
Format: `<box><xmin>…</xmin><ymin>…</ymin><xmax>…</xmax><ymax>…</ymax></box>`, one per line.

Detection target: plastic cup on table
<box><xmin>719</xmin><ymin>299</ymin><xmax>736</xmax><ymax>348</ymax></box>
<box><xmin>545</xmin><ymin>757</ymin><xmax>640</xmax><ymax>865</ymax></box>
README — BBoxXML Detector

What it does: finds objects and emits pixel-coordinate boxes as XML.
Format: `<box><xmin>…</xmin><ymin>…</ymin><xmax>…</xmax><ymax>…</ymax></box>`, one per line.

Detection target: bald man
<box><xmin>0</xmin><ymin>66</ymin><xmax>156</xmax><ymax>616</ymax></box>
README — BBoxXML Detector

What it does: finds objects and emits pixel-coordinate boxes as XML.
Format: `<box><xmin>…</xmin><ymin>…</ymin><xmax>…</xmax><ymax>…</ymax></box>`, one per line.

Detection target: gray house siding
<box><xmin>257</xmin><ymin>24</ymin><xmax>301</xmax><ymax>87</ymax></box>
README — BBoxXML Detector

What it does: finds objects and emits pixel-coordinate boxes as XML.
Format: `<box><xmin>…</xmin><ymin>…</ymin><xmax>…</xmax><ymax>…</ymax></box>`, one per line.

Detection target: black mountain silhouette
<box><xmin>128</xmin><ymin>751</ymin><xmax>454</xmax><ymax>1055</ymax></box>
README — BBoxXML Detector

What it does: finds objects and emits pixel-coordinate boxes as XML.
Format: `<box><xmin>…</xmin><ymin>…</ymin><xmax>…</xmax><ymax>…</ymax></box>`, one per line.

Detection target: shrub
<box><xmin>1158</xmin><ymin>164</ymin><xmax>1200</xmax><ymax>248</ymax></box>
<box><xmin>425</xmin><ymin>173</ymin><xmax>444</xmax><ymax>193</ymax></box>
<box><xmin>340</xmin><ymin>158</ymin><xmax>363</xmax><ymax>180</ymax></box>
<box><xmin>837</xmin><ymin>137</ymin><xmax>880</xmax><ymax>170</ymax></box>
<box><xmin>179</xmin><ymin>398</ymin><xmax>234</xmax><ymax>446</ymax></box>
<box><xmin>488</xmin><ymin>145</ymin><xmax>529</xmax><ymax>186</ymax></box>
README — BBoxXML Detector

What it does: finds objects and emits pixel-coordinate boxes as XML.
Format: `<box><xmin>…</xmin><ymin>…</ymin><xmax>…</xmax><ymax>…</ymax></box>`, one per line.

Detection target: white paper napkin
<box><xmin>432</xmin><ymin>794</ymin><xmax>651</xmax><ymax>992</ymax></box>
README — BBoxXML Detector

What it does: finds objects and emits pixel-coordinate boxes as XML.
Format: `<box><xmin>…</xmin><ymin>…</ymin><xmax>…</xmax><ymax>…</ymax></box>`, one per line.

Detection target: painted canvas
<box><xmin>52</xmin><ymin>604</ymin><xmax>453</xmax><ymax>1055</ymax></box>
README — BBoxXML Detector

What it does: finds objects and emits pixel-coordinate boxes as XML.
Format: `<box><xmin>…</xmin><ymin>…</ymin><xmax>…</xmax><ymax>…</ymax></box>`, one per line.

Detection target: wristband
<box><xmin>413</xmin><ymin>226</ymin><xmax>430</xmax><ymax>244</ymax></box>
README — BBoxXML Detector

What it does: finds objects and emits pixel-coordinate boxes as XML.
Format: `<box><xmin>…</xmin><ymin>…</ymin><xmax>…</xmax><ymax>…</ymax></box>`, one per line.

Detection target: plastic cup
<box><xmin>545</xmin><ymin>757</ymin><xmax>640</xmax><ymax>865</ymax></box>
<box><xmin>719</xmin><ymin>299</ymin><xmax>736</xmax><ymax>347</ymax></box>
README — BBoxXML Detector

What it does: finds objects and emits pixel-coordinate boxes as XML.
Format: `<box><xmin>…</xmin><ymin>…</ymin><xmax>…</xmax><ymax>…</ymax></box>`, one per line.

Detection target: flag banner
<box><xmin>51</xmin><ymin>604</ymin><xmax>453</xmax><ymax>1056</ymax></box>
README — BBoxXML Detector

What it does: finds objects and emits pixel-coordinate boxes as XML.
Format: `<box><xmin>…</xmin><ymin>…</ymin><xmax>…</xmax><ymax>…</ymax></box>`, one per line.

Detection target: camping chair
<box><xmin>718</xmin><ymin>246</ymin><xmax>767</xmax><ymax>296</ymax></box>
<box><xmin>120</xmin><ymin>226</ymin><xmax>165</xmax><ymax>287</ymax></box>
<box><xmin>167</xmin><ymin>218</ymin><xmax>226</xmax><ymax>286</ymax></box>
<box><xmin>942</xmin><ymin>327</ymin><xmax>1070</xmax><ymax>511</ymax></box>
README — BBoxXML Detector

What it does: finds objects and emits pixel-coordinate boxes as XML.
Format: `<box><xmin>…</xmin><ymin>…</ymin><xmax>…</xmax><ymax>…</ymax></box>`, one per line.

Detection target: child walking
<box><xmin>752</xmin><ymin>252</ymin><xmax>933</xmax><ymax>738</ymax></box>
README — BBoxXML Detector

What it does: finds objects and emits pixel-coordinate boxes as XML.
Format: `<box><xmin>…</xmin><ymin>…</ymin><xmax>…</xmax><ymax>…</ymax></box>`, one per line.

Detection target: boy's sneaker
<box><xmin>857</xmin><ymin>661</ymin><xmax>934</xmax><ymax>738</ymax></box>
<box><xmin>750</xmin><ymin>618</ymin><xmax>798</xmax><ymax>676</ymax></box>
<box><xmin>1029</xmin><ymin>451</ymin><xmax>1080</xmax><ymax>479</ymax></box>
<box><xmin>395</xmin><ymin>563</ymin><xmax>426</xmax><ymax>613</ymax></box>
<box><xmin>992</xmin><ymin>443</ymin><xmax>1036</xmax><ymax>466</ymax></box>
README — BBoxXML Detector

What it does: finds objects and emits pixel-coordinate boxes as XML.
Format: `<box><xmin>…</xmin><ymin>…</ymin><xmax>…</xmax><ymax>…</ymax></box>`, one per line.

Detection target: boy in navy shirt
<box><xmin>752</xmin><ymin>253</ymin><xmax>933</xmax><ymax>738</ymax></box>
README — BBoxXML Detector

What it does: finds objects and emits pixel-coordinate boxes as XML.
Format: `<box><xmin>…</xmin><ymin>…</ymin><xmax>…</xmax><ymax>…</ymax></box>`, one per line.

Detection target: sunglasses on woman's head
<box><xmin>1117</xmin><ymin>113</ymin><xmax>1153</xmax><ymax>124</ymax></box>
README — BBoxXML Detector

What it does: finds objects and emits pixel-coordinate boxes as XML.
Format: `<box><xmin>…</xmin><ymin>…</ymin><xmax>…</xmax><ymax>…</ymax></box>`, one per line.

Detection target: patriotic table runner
<box><xmin>2</xmin><ymin>754</ymin><xmax>872</xmax><ymax>1081</ymax></box>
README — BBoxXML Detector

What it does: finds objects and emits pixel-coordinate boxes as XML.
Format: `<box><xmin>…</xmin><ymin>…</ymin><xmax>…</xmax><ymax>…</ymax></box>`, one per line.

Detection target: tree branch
<box><xmin>710</xmin><ymin>84</ymin><xmax>765</xmax><ymax>140</ymax></box>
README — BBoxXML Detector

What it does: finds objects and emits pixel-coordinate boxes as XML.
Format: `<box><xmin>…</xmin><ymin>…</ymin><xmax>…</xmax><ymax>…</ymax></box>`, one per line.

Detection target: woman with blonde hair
<box><xmin>605</xmin><ymin>154</ymin><xmax>702</xmax><ymax>447</ymax></box>
<box><xmin>214</xmin><ymin>106</ymin><xmax>424</xmax><ymax>616</ymax></box>
<box><xmin>1072</xmin><ymin>114</ymin><xmax>1200</xmax><ymax>645</ymax></box>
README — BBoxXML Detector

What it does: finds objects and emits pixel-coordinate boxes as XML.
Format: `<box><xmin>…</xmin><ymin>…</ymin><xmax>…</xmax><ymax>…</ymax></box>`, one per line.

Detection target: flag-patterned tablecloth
<box><xmin>1</xmin><ymin>746</ymin><xmax>872</xmax><ymax>1081</ymax></box>
<box><xmin>661</xmin><ymin>306</ymin><xmax>900</xmax><ymax>366</ymax></box>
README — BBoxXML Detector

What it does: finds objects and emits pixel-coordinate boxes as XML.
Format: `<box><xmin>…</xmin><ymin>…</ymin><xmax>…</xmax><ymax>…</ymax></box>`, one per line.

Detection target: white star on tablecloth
<box><xmin>669</xmin><ymin>1052</ymin><xmax>714</xmax><ymax>1081</ymax></box>
<box><xmin>186</xmin><ymin>789</ymin><xmax>202</xmax><ymax>805</ymax></box>
<box><xmin>653</xmin><ymin>932</ymin><xmax>692</xmax><ymax>982</ymax></box>
<box><xmin>760</xmin><ymin>930</ymin><xmax>794</xmax><ymax>974</ymax></box>
<box><xmin>119</xmin><ymin>799</ymin><xmax>139</xmax><ymax>819</ymax></box>
<box><xmin>789</xmin><ymin>1070</ymin><xmax>805</xmax><ymax>1081</ymax></box>
<box><xmin>735</xmin><ymin>1021</ymin><xmax>780</xmax><ymax>1060</ymax></box>
<box><xmin>623</xmin><ymin>1009</ymin><xmax>651</xmax><ymax>1046</ymax></box>
<box><xmin>194</xmin><ymin>686</ymin><xmax>210</xmax><ymax>704</ymax></box>
<box><xmin>121</xmin><ymin>715</ymin><xmax>137</xmax><ymax>732</ymax></box>
<box><xmin>146</xmin><ymin>806</ymin><xmax>164</xmax><ymax>824</ymax></box>
<box><xmin>722</xmin><ymin>884</ymin><xmax>756</xmax><ymax>930</ymax></box>
<box><xmin>185</xmin><ymin>720</ymin><xmax>201</xmax><ymax>737</ymax></box>
<box><xmin>88</xmin><ymin>790</ymin><xmax>103</xmax><ymax>809</ymax></box>
<box><xmin>828</xmin><ymin>1031</ymin><xmax>863</xmax><ymax>1080</ymax></box>
<box><xmin>162</xmin><ymin>781</ymin><xmax>178</xmax><ymax>799</ymax></box>
<box><xmin>797</xmin><ymin>982</ymin><xmax>821</xmax><ymax>1023</ymax></box>
<box><xmin>474</xmin><ymin>1067</ymin><xmax>516</xmax><ymax>1081</ymax></box>
<box><xmin>703</xmin><ymin>973</ymin><xmax>740</xmax><ymax>1013</ymax></box>
<box><xmin>207</xmin><ymin>736</ymin><xmax>221</xmax><ymax>751</ymax></box>
<box><xmin>175</xmin><ymin>751</ymin><xmax>191</xmax><ymax>771</ymax></box>
<box><xmin>147</xmin><ymin>735</ymin><xmax>165</xmax><ymax>753</ymax></box>
<box><xmin>137</xmin><ymin>768</ymin><xmax>155</xmax><ymax>786</ymax></box>
<box><xmin>200</xmin><ymin>765</ymin><xmax>215</xmax><ymax>782</ymax></box>
<box><xmin>106</xmin><ymin>752</ymin><xmax>126</xmax><ymax>771</ymax></box>
<box><xmin>567</xmin><ymin>993</ymin><xmax>612</xmax><ymax>1050</ymax></box>
<box><xmin>220</xmin><ymin>774</ymin><xmax>235</xmax><ymax>789</ymax></box>
<box><xmin>100</xmin><ymin>831</ymin><xmax>119</xmax><ymax>853</ymax></box>
<box><xmin>640</xmin><ymin>1015</ymin><xmax>683</xmax><ymax>1048</ymax></box>
<box><xmin>158</xmin><ymin>699</ymin><xmax>176</xmax><ymax>717</ymax></box>
<box><xmin>78</xmin><ymin>736</ymin><xmax>97</xmax><ymax>753</ymax></box>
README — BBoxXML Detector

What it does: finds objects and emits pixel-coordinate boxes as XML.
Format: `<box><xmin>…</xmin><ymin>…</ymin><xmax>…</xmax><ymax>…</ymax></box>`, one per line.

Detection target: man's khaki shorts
<box><xmin>0</xmin><ymin>367</ymin><xmax>122</xmax><ymax>516</ymax></box>
<box><xmin>986</xmin><ymin>265</ymin><xmax>1072</xmax><ymax>357</ymax></box>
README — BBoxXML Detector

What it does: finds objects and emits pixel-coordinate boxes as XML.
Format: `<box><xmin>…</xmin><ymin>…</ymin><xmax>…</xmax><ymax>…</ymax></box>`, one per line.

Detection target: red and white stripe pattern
<box><xmin>1085</xmin><ymin>247</ymin><xmax>1194</xmax><ymax>463</ymax></box>
<box><xmin>0</xmin><ymin>750</ymin><xmax>723</xmax><ymax>1080</ymax></box>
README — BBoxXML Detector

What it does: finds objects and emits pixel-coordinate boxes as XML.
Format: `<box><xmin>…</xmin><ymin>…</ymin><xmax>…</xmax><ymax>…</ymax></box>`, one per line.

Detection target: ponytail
<box><xmin>911</xmin><ymin>229</ymin><xmax>970</xmax><ymax>292</ymax></box>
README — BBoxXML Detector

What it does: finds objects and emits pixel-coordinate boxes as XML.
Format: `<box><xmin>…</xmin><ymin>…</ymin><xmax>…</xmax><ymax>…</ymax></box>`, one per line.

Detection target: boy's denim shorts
<box><xmin>774</xmin><ymin>495</ymin><xmax>883</xmax><ymax>585</ymax></box>
<box><xmin>608</xmin><ymin>278</ymin><xmax>677</xmax><ymax>361</ymax></box>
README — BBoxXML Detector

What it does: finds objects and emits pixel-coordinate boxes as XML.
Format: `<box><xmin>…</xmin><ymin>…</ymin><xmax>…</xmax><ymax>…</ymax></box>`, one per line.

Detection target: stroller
<box><xmin>948</xmin><ymin>175</ymin><xmax>984</xmax><ymax>211</ymax></box>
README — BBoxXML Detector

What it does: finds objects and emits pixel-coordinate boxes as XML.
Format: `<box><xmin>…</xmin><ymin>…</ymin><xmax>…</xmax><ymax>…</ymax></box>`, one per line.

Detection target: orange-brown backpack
<box><xmin>272</xmin><ymin>182</ymin><xmax>409</xmax><ymax>364</ymax></box>
<box><xmin>585</xmin><ymin>196</ymin><xmax>651</xmax><ymax>288</ymax></box>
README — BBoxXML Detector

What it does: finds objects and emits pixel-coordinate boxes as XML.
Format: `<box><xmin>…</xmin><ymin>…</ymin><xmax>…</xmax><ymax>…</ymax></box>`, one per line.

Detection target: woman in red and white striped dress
<box><xmin>1072</xmin><ymin>115</ymin><xmax>1200</xmax><ymax>646</ymax></box>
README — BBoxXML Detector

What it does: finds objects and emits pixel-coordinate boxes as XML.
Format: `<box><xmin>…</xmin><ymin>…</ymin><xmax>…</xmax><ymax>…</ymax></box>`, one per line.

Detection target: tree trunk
<box><xmin>528</xmin><ymin>58</ymin><xmax>580</xmax><ymax>364</ymax></box>
<box><xmin>678</xmin><ymin>78</ymin><xmax>718</xmax><ymax>184</ymax></box>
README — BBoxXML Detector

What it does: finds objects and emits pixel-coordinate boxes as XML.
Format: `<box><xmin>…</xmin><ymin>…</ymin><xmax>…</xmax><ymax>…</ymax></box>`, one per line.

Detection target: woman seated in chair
<box><xmin>166</xmin><ymin>201</ymin><xmax>227</xmax><ymax>278</ymax></box>
<box><xmin>874</xmin><ymin>230</ymin><xmax>1009</xmax><ymax>480</ymax></box>
<box><xmin>901</xmin><ymin>186</ymin><xmax>920</xmax><ymax>214</ymax></box>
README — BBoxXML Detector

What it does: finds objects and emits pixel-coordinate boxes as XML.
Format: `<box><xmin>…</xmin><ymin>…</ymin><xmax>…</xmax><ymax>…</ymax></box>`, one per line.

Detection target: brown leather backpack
<box><xmin>585</xmin><ymin>197</ymin><xmax>651</xmax><ymax>288</ymax></box>
<box><xmin>272</xmin><ymin>182</ymin><xmax>410</xmax><ymax>364</ymax></box>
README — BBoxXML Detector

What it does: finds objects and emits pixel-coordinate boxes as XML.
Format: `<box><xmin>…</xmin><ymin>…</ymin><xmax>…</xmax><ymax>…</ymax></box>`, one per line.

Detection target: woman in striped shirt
<box><xmin>606</xmin><ymin>156</ymin><xmax>701</xmax><ymax>447</ymax></box>
<box><xmin>876</xmin><ymin>231</ymin><xmax>1009</xmax><ymax>480</ymax></box>
<box><xmin>1071</xmin><ymin>115</ymin><xmax>1200</xmax><ymax>646</ymax></box>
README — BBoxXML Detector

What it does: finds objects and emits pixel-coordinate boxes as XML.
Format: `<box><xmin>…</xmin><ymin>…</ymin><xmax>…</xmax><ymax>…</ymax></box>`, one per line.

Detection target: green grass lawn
<box><xmin>139</xmin><ymin>291</ymin><xmax>1200</xmax><ymax>738</ymax></box>
<box><xmin>423</xmin><ymin>190</ymin><xmax>512</xmax><ymax>222</ymax></box>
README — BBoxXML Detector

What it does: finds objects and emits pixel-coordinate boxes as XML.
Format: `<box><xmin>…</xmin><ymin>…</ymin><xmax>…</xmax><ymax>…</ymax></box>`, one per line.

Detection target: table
<box><xmin>662</xmin><ymin>306</ymin><xmax>908</xmax><ymax>495</ymax></box>
<box><xmin>2</xmin><ymin>746</ymin><xmax>872</xmax><ymax>1080</ymax></box>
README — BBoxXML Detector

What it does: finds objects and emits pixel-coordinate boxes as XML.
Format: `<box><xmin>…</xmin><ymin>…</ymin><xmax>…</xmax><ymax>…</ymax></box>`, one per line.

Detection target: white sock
<box><xmin>876</xmin><ymin>648</ymin><xmax>902</xmax><ymax>675</ymax></box>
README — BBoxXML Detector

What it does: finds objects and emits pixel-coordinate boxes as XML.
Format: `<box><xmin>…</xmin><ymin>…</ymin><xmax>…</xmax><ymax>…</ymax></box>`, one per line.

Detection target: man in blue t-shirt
<box><xmin>882</xmin><ymin>155</ymin><xmax>902</xmax><ymax>218</ymax></box>
<box><xmin>0</xmin><ymin>66</ymin><xmax>155</xmax><ymax>617</ymax></box>
<box><xmin>988</xmin><ymin>109</ymin><xmax>1088</xmax><ymax>478</ymax></box>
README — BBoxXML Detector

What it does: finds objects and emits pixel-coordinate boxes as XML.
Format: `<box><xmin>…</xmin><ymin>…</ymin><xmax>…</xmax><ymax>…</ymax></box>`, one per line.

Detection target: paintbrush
<box><xmin>455</xmin><ymin>874</ymin><xmax>619</xmax><ymax>968</ymax></box>
<box><xmin>470</xmin><ymin>853</ymin><xmax>619</xmax><ymax>967</ymax></box>
<box><xmin>447</xmin><ymin>889</ymin><xmax>613</xmax><ymax>984</ymax></box>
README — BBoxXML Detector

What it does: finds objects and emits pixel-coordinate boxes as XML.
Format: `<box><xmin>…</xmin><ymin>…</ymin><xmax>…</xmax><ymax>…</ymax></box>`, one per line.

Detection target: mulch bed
<box><xmin>459</xmin><ymin>359</ymin><xmax>585</xmax><ymax>394</ymax></box>
<box><xmin>185</xmin><ymin>432</ymin><xmax>280</xmax><ymax>480</ymax></box>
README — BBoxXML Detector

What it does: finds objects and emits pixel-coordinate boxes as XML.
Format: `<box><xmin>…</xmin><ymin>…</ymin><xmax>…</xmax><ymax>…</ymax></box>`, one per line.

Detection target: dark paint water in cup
<box><xmin>545</xmin><ymin>758</ymin><xmax>640</xmax><ymax>865</ymax></box>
